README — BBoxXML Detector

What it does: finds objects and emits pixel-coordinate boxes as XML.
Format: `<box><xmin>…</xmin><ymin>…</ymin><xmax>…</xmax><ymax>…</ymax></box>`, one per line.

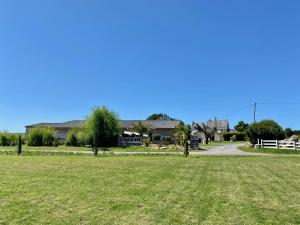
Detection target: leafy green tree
<box><xmin>147</xmin><ymin>113</ymin><xmax>175</xmax><ymax>121</ymax></box>
<box><xmin>284</xmin><ymin>128</ymin><xmax>294</xmax><ymax>138</ymax></box>
<box><xmin>246</xmin><ymin>120</ymin><xmax>285</xmax><ymax>144</ymax></box>
<box><xmin>234</xmin><ymin>121</ymin><xmax>249</xmax><ymax>132</ymax></box>
<box><xmin>132</xmin><ymin>122</ymin><xmax>152</xmax><ymax>138</ymax></box>
<box><xmin>86</xmin><ymin>106</ymin><xmax>120</xmax><ymax>155</ymax></box>
<box><xmin>174</xmin><ymin>122</ymin><xmax>190</xmax><ymax>146</ymax></box>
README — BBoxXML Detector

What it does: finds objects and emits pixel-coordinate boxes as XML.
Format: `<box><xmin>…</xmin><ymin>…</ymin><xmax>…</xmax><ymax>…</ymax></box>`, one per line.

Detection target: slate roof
<box><xmin>193</xmin><ymin>120</ymin><xmax>229</xmax><ymax>130</ymax></box>
<box><xmin>26</xmin><ymin>120</ymin><xmax>180</xmax><ymax>129</ymax></box>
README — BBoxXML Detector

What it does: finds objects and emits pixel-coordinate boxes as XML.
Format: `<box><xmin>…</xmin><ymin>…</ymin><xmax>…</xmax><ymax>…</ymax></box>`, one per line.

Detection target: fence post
<box><xmin>276</xmin><ymin>140</ymin><xmax>278</xmax><ymax>149</ymax></box>
<box><xmin>294</xmin><ymin>140</ymin><xmax>297</xmax><ymax>150</ymax></box>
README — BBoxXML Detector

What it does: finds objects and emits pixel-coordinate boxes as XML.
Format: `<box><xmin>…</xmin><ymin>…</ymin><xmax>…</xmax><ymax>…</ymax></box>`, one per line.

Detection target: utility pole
<box><xmin>254</xmin><ymin>102</ymin><xmax>257</xmax><ymax>123</ymax></box>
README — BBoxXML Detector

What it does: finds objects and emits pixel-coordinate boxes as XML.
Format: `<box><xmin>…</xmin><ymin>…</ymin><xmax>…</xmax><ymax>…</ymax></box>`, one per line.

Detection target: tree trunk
<box><xmin>205</xmin><ymin>136</ymin><xmax>209</xmax><ymax>145</ymax></box>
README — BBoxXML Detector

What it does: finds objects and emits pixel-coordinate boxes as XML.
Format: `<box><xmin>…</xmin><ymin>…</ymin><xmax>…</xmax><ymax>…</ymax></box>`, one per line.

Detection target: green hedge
<box><xmin>27</xmin><ymin>127</ymin><xmax>56</xmax><ymax>146</ymax></box>
<box><xmin>0</xmin><ymin>132</ymin><xmax>24</xmax><ymax>146</ymax></box>
<box><xmin>223</xmin><ymin>132</ymin><xmax>246</xmax><ymax>141</ymax></box>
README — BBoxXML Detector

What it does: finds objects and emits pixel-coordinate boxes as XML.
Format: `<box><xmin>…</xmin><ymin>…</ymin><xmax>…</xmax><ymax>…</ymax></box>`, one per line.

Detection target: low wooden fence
<box><xmin>256</xmin><ymin>139</ymin><xmax>300</xmax><ymax>150</ymax></box>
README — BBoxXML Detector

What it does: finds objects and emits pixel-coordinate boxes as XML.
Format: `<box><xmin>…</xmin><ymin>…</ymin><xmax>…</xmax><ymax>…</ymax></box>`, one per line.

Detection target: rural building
<box><xmin>25</xmin><ymin>120</ymin><xmax>180</xmax><ymax>143</ymax></box>
<box><xmin>192</xmin><ymin>119</ymin><xmax>230</xmax><ymax>143</ymax></box>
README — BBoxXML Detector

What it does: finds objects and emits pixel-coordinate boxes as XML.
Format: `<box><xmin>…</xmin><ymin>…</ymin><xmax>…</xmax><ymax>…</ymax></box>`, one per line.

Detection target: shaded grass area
<box><xmin>240</xmin><ymin>146</ymin><xmax>300</xmax><ymax>154</ymax></box>
<box><xmin>0</xmin><ymin>156</ymin><xmax>300</xmax><ymax>225</ymax></box>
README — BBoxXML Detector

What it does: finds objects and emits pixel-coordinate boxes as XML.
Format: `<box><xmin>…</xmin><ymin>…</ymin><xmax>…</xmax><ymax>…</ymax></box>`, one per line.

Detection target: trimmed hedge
<box><xmin>27</xmin><ymin>127</ymin><xmax>56</xmax><ymax>146</ymax></box>
<box><xmin>0</xmin><ymin>132</ymin><xmax>23</xmax><ymax>146</ymax></box>
<box><xmin>223</xmin><ymin>132</ymin><xmax>246</xmax><ymax>141</ymax></box>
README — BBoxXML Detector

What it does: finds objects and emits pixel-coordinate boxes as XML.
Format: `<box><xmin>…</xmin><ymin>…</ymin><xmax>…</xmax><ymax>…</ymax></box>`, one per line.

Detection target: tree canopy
<box><xmin>146</xmin><ymin>113</ymin><xmax>176</xmax><ymax>121</ymax></box>
<box><xmin>234</xmin><ymin>121</ymin><xmax>249</xmax><ymax>132</ymax></box>
<box><xmin>132</xmin><ymin>122</ymin><xmax>152</xmax><ymax>137</ymax></box>
<box><xmin>174</xmin><ymin>122</ymin><xmax>190</xmax><ymax>146</ymax></box>
<box><xmin>246</xmin><ymin>120</ymin><xmax>285</xmax><ymax>144</ymax></box>
<box><xmin>86</xmin><ymin>106</ymin><xmax>120</xmax><ymax>153</ymax></box>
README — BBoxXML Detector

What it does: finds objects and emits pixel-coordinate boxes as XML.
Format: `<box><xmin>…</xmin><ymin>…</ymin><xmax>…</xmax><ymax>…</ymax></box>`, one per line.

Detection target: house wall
<box><xmin>194</xmin><ymin>131</ymin><xmax>224</xmax><ymax>143</ymax></box>
<box><xmin>26</xmin><ymin>127</ymin><xmax>176</xmax><ymax>143</ymax></box>
<box><xmin>151</xmin><ymin>129</ymin><xmax>175</xmax><ymax>141</ymax></box>
<box><xmin>55</xmin><ymin>128</ymin><xmax>69</xmax><ymax>139</ymax></box>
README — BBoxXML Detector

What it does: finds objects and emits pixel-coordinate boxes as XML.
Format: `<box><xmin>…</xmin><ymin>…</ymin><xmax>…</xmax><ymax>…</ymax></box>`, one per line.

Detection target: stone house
<box><xmin>192</xmin><ymin>119</ymin><xmax>230</xmax><ymax>143</ymax></box>
<box><xmin>25</xmin><ymin>120</ymin><xmax>180</xmax><ymax>144</ymax></box>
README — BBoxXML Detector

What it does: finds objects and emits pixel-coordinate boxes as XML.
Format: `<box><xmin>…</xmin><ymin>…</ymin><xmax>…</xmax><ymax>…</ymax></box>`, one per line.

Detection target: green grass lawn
<box><xmin>0</xmin><ymin>145</ymin><xmax>184</xmax><ymax>154</ymax></box>
<box><xmin>240</xmin><ymin>146</ymin><xmax>300</xmax><ymax>154</ymax></box>
<box><xmin>0</xmin><ymin>155</ymin><xmax>300</xmax><ymax>224</ymax></box>
<box><xmin>0</xmin><ymin>145</ymin><xmax>92</xmax><ymax>152</ymax></box>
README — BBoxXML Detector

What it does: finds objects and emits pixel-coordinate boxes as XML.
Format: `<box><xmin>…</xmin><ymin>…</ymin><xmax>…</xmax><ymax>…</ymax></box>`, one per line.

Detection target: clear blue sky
<box><xmin>1</xmin><ymin>0</ymin><xmax>300</xmax><ymax>132</ymax></box>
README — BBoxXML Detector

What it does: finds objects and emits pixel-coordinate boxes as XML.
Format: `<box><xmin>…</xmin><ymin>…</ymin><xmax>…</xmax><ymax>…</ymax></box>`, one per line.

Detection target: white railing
<box><xmin>118</xmin><ymin>137</ymin><xmax>143</xmax><ymax>146</ymax></box>
<box><xmin>256</xmin><ymin>139</ymin><xmax>300</xmax><ymax>150</ymax></box>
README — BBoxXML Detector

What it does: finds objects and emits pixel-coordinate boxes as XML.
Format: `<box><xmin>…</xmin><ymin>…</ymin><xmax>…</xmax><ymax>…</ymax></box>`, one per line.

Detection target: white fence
<box><xmin>256</xmin><ymin>139</ymin><xmax>300</xmax><ymax>150</ymax></box>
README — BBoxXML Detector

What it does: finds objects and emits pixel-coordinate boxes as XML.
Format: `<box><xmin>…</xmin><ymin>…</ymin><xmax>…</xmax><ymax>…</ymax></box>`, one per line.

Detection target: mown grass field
<box><xmin>0</xmin><ymin>155</ymin><xmax>300</xmax><ymax>225</ymax></box>
<box><xmin>0</xmin><ymin>145</ymin><xmax>183</xmax><ymax>153</ymax></box>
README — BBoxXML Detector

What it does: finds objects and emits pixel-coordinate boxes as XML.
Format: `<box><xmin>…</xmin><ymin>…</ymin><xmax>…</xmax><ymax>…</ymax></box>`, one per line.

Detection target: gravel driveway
<box><xmin>190</xmin><ymin>144</ymin><xmax>300</xmax><ymax>157</ymax></box>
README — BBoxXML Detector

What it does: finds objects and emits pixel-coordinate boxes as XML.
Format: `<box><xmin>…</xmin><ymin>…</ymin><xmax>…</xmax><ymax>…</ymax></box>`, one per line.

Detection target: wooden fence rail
<box><xmin>256</xmin><ymin>139</ymin><xmax>300</xmax><ymax>150</ymax></box>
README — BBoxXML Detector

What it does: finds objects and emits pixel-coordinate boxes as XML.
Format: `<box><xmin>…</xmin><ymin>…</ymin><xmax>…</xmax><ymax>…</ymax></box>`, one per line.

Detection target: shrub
<box><xmin>9</xmin><ymin>134</ymin><xmax>18</xmax><ymax>146</ymax></box>
<box><xmin>27</xmin><ymin>127</ymin><xmax>56</xmax><ymax>146</ymax></box>
<box><xmin>27</xmin><ymin>128</ymin><xmax>44</xmax><ymax>146</ymax></box>
<box><xmin>144</xmin><ymin>138</ymin><xmax>150</xmax><ymax>147</ymax></box>
<box><xmin>77</xmin><ymin>130</ymin><xmax>93</xmax><ymax>147</ymax></box>
<box><xmin>284</xmin><ymin>128</ymin><xmax>294</xmax><ymax>138</ymax></box>
<box><xmin>246</xmin><ymin>120</ymin><xmax>285</xmax><ymax>144</ymax></box>
<box><xmin>42</xmin><ymin>128</ymin><xmax>55</xmax><ymax>146</ymax></box>
<box><xmin>223</xmin><ymin>132</ymin><xmax>246</xmax><ymax>141</ymax></box>
<box><xmin>66</xmin><ymin>129</ymin><xmax>79</xmax><ymax>146</ymax></box>
<box><xmin>0</xmin><ymin>132</ymin><xmax>10</xmax><ymax>146</ymax></box>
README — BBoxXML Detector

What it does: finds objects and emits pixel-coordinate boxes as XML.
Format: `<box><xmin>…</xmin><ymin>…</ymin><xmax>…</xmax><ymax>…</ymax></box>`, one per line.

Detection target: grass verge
<box><xmin>0</xmin><ymin>155</ymin><xmax>300</xmax><ymax>224</ymax></box>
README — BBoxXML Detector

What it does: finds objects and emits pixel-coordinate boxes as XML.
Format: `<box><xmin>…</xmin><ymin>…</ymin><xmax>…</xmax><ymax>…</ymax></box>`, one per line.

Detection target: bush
<box><xmin>27</xmin><ymin>128</ymin><xmax>44</xmax><ymax>146</ymax></box>
<box><xmin>27</xmin><ymin>127</ymin><xmax>56</xmax><ymax>146</ymax></box>
<box><xmin>9</xmin><ymin>134</ymin><xmax>18</xmax><ymax>146</ymax></box>
<box><xmin>66</xmin><ymin>129</ymin><xmax>79</xmax><ymax>146</ymax></box>
<box><xmin>77</xmin><ymin>130</ymin><xmax>93</xmax><ymax>147</ymax></box>
<box><xmin>246</xmin><ymin>120</ymin><xmax>285</xmax><ymax>144</ymax></box>
<box><xmin>43</xmin><ymin>128</ymin><xmax>55</xmax><ymax>146</ymax></box>
<box><xmin>223</xmin><ymin>132</ymin><xmax>246</xmax><ymax>141</ymax></box>
<box><xmin>284</xmin><ymin>128</ymin><xmax>294</xmax><ymax>138</ymax></box>
<box><xmin>144</xmin><ymin>138</ymin><xmax>150</xmax><ymax>147</ymax></box>
<box><xmin>0</xmin><ymin>132</ymin><xmax>10</xmax><ymax>146</ymax></box>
